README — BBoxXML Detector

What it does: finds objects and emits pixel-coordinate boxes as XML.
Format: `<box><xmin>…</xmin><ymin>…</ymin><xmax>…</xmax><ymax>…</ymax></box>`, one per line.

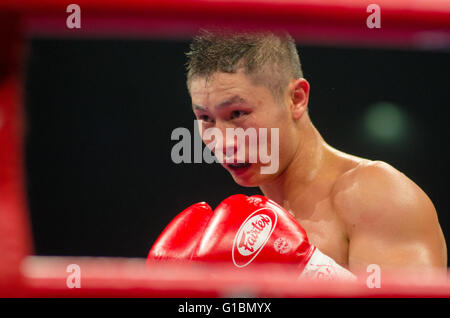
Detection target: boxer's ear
<box><xmin>289</xmin><ymin>78</ymin><xmax>309</xmax><ymax>120</ymax></box>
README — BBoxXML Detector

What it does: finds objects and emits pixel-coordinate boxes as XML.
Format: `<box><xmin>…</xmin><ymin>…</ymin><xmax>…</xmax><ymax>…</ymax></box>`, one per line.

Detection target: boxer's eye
<box><xmin>198</xmin><ymin>114</ymin><xmax>214</xmax><ymax>123</ymax></box>
<box><xmin>230</xmin><ymin>110</ymin><xmax>248</xmax><ymax>120</ymax></box>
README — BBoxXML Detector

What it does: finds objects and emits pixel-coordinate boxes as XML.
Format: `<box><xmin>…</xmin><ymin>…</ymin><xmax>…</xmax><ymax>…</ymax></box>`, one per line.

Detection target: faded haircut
<box><xmin>185</xmin><ymin>29</ymin><xmax>303</xmax><ymax>103</ymax></box>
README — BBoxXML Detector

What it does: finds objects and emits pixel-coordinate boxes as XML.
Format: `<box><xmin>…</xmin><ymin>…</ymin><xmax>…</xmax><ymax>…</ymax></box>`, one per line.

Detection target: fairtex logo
<box><xmin>232</xmin><ymin>208</ymin><xmax>277</xmax><ymax>268</ymax></box>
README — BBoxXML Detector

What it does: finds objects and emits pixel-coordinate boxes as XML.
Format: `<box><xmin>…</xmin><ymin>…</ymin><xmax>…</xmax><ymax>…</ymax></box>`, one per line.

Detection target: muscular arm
<box><xmin>334</xmin><ymin>161</ymin><xmax>447</xmax><ymax>276</ymax></box>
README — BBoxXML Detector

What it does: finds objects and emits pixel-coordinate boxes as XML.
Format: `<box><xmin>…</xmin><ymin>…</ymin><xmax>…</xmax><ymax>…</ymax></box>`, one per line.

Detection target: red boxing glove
<box><xmin>147</xmin><ymin>202</ymin><xmax>213</xmax><ymax>264</ymax></box>
<box><xmin>194</xmin><ymin>195</ymin><xmax>314</xmax><ymax>268</ymax></box>
<box><xmin>148</xmin><ymin>195</ymin><xmax>355</xmax><ymax>280</ymax></box>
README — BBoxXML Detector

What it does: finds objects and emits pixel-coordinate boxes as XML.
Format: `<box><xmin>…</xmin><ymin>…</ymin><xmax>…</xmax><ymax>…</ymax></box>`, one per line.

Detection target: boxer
<box><xmin>149</xmin><ymin>30</ymin><xmax>447</xmax><ymax>279</ymax></box>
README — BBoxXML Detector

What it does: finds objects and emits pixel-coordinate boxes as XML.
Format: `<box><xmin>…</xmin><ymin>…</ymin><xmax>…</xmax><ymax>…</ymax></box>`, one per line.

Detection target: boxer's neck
<box><xmin>260</xmin><ymin>117</ymin><xmax>336</xmax><ymax>214</ymax></box>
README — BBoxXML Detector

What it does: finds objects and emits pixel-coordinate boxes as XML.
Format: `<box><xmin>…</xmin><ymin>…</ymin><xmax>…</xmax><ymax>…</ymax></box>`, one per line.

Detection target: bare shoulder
<box><xmin>330</xmin><ymin>159</ymin><xmax>447</xmax><ymax>269</ymax></box>
<box><xmin>331</xmin><ymin>159</ymin><xmax>439</xmax><ymax>233</ymax></box>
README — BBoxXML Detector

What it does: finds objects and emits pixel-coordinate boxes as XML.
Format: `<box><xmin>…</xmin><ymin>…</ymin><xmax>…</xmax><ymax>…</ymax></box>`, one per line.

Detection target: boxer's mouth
<box><xmin>226</xmin><ymin>162</ymin><xmax>252</xmax><ymax>172</ymax></box>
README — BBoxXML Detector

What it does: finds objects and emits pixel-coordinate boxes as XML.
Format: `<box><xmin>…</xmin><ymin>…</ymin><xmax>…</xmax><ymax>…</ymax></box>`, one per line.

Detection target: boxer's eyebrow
<box><xmin>192</xmin><ymin>95</ymin><xmax>246</xmax><ymax>112</ymax></box>
<box><xmin>216</xmin><ymin>95</ymin><xmax>245</xmax><ymax>109</ymax></box>
<box><xmin>192</xmin><ymin>104</ymin><xmax>205</xmax><ymax>111</ymax></box>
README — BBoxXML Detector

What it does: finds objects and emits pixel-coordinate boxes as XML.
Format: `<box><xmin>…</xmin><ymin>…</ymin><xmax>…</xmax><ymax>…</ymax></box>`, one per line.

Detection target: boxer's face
<box><xmin>190</xmin><ymin>70</ymin><xmax>301</xmax><ymax>187</ymax></box>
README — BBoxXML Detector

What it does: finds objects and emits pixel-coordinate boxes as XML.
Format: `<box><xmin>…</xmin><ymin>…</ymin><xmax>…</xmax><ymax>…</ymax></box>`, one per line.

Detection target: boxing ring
<box><xmin>1</xmin><ymin>0</ymin><xmax>450</xmax><ymax>298</ymax></box>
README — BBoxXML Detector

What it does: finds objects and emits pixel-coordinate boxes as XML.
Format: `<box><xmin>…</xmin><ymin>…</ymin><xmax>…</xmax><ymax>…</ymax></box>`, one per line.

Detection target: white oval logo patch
<box><xmin>232</xmin><ymin>208</ymin><xmax>277</xmax><ymax>268</ymax></box>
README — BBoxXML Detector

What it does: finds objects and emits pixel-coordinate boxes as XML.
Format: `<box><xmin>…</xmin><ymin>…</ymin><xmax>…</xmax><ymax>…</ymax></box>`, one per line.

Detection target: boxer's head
<box><xmin>186</xmin><ymin>29</ymin><xmax>310</xmax><ymax>187</ymax></box>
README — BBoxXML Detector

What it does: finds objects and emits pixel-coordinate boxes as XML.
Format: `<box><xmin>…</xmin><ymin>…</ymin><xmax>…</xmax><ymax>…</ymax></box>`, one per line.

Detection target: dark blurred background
<box><xmin>24</xmin><ymin>37</ymin><xmax>449</xmax><ymax>262</ymax></box>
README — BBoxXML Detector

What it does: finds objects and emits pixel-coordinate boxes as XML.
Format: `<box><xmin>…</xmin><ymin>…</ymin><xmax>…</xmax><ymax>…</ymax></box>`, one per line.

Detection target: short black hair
<box><xmin>186</xmin><ymin>29</ymin><xmax>303</xmax><ymax>102</ymax></box>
